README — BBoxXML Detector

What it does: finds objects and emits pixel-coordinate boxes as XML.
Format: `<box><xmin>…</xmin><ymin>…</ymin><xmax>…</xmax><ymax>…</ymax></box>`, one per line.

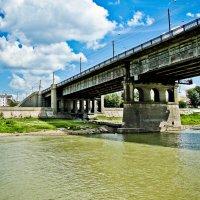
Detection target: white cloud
<box><xmin>146</xmin><ymin>16</ymin><xmax>154</xmax><ymax>26</ymax></box>
<box><xmin>187</xmin><ymin>12</ymin><xmax>195</xmax><ymax>17</ymax></box>
<box><xmin>127</xmin><ymin>11</ymin><xmax>154</xmax><ymax>27</ymax></box>
<box><xmin>9</xmin><ymin>72</ymin><xmax>61</xmax><ymax>96</ymax></box>
<box><xmin>0</xmin><ymin>0</ymin><xmax>116</xmax><ymax>46</ymax></box>
<box><xmin>0</xmin><ymin>0</ymin><xmax>117</xmax><ymax>95</ymax></box>
<box><xmin>127</xmin><ymin>11</ymin><xmax>144</xmax><ymax>26</ymax></box>
<box><xmin>186</xmin><ymin>12</ymin><xmax>200</xmax><ymax>18</ymax></box>
<box><xmin>86</xmin><ymin>40</ymin><xmax>107</xmax><ymax>50</ymax></box>
<box><xmin>109</xmin><ymin>0</ymin><xmax>120</xmax><ymax>5</ymax></box>
<box><xmin>0</xmin><ymin>36</ymin><xmax>86</xmax><ymax>71</ymax></box>
<box><xmin>0</xmin><ymin>36</ymin><xmax>86</xmax><ymax>92</ymax></box>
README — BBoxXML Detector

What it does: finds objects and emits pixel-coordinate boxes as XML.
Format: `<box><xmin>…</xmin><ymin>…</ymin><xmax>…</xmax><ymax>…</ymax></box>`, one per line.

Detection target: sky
<box><xmin>0</xmin><ymin>0</ymin><xmax>200</xmax><ymax>100</ymax></box>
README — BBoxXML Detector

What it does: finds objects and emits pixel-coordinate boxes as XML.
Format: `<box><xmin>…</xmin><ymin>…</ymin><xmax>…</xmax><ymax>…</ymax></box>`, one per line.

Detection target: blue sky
<box><xmin>0</xmin><ymin>0</ymin><xmax>199</xmax><ymax>100</ymax></box>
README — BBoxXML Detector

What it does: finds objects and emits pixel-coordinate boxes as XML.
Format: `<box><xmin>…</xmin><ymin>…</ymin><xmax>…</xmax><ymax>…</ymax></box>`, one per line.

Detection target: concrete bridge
<box><xmin>20</xmin><ymin>18</ymin><xmax>200</xmax><ymax>132</ymax></box>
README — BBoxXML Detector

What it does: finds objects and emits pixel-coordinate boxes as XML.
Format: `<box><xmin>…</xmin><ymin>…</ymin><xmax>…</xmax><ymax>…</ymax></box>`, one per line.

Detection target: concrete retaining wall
<box><xmin>103</xmin><ymin>108</ymin><xmax>123</xmax><ymax>117</ymax></box>
<box><xmin>179</xmin><ymin>108</ymin><xmax>200</xmax><ymax>115</ymax></box>
<box><xmin>0</xmin><ymin>107</ymin><xmax>53</xmax><ymax>118</ymax></box>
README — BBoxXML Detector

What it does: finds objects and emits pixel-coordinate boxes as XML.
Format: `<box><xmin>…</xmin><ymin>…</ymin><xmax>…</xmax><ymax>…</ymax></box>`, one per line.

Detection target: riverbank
<box><xmin>0</xmin><ymin>114</ymin><xmax>200</xmax><ymax>136</ymax></box>
<box><xmin>0</xmin><ymin>118</ymin><xmax>113</xmax><ymax>136</ymax></box>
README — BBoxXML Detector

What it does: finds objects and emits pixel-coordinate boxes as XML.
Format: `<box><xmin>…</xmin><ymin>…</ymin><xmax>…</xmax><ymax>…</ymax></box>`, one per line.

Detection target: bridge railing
<box><xmin>42</xmin><ymin>18</ymin><xmax>200</xmax><ymax>94</ymax></box>
<box><xmin>131</xmin><ymin>44</ymin><xmax>200</xmax><ymax>76</ymax></box>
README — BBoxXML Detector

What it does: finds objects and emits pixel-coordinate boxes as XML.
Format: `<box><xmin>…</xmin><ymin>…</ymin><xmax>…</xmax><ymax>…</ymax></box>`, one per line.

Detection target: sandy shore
<box><xmin>0</xmin><ymin>126</ymin><xmax>112</xmax><ymax>137</ymax></box>
<box><xmin>0</xmin><ymin>125</ymin><xmax>199</xmax><ymax>137</ymax></box>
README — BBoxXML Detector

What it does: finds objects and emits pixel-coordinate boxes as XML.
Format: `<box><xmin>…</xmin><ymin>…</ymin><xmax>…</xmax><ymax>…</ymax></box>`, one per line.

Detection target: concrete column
<box><xmin>66</xmin><ymin>99</ymin><xmax>73</xmax><ymax>113</ymax></box>
<box><xmin>123</xmin><ymin>81</ymin><xmax>132</xmax><ymax>103</ymax></box>
<box><xmin>93</xmin><ymin>99</ymin><xmax>98</xmax><ymax>113</ymax></box>
<box><xmin>101</xmin><ymin>95</ymin><xmax>105</xmax><ymax>113</ymax></box>
<box><xmin>80</xmin><ymin>99</ymin><xmax>85</xmax><ymax>113</ymax></box>
<box><xmin>129</xmin><ymin>82</ymin><xmax>133</xmax><ymax>102</ymax></box>
<box><xmin>60</xmin><ymin>98</ymin><xmax>64</xmax><ymax>113</ymax></box>
<box><xmin>159</xmin><ymin>89</ymin><xmax>167</xmax><ymax>103</ymax></box>
<box><xmin>51</xmin><ymin>84</ymin><xmax>57</xmax><ymax>113</ymax></box>
<box><xmin>174</xmin><ymin>84</ymin><xmax>178</xmax><ymax>103</ymax></box>
<box><xmin>142</xmin><ymin>87</ymin><xmax>151</xmax><ymax>102</ymax></box>
<box><xmin>73</xmin><ymin>100</ymin><xmax>78</xmax><ymax>113</ymax></box>
<box><xmin>86</xmin><ymin>99</ymin><xmax>91</xmax><ymax>114</ymax></box>
<box><xmin>38</xmin><ymin>91</ymin><xmax>42</xmax><ymax>107</ymax></box>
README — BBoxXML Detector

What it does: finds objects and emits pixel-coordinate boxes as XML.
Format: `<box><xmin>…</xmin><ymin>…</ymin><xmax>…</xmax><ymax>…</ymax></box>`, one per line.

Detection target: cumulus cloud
<box><xmin>186</xmin><ymin>12</ymin><xmax>200</xmax><ymax>18</ymax></box>
<box><xmin>127</xmin><ymin>11</ymin><xmax>154</xmax><ymax>27</ymax></box>
<box><xmin>9</xmin><ymin>73</ymin><xmax>60</xmax><ymax>93</ymax></box>
<box><xmin>0</xmin><ymin>36</ymin><xmax>86</xmax><ymax>92</ymax></box>
<box><xmin>0</xmin><ymin>36</ymin><xmax>86</xmax><ymax>71</ymax></box>
<box><xmin>0</xmin><ymin>0</ymin><xmax>116</xmax><ymax>45</ymax></box>
<box><xmin>0</xmin><ymin>0</ymin><xmax>117</xmax><ymax>94</ymax></box>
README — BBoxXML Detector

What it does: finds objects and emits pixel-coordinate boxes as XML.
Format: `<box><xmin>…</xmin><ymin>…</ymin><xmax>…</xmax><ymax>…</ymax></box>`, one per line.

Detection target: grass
<box><xmin>0</xmin><ymin>118</ymin><xmax>98</xmax><ymax>133</ymax></box>
<box><xmin>95</xmin><ymin>115</ymin><xmax>122</xmax><ymax>121</ymax></box>
<box><xmin>181</xmin><ymin>114</ymin><xmax>200</xmax><ymax>125</ymax></box>
<box><xmin>0</xmin><ymin>114</ymin><xmax>199</xmax><ymax>133</ymax></box>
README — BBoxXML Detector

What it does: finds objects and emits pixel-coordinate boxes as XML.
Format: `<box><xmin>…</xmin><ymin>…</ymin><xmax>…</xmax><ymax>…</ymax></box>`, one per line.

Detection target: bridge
<box><xmin>20</xmin><ymin>18</ymin><xmax>200</xmax><ymax>132</ymax></box>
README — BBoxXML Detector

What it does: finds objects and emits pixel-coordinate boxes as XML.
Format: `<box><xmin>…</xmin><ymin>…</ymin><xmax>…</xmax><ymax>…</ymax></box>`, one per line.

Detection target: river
<box><xmin>0</xmin><ymin>129</ymin><xmax>200</xmax><ymax>200</ymax></box>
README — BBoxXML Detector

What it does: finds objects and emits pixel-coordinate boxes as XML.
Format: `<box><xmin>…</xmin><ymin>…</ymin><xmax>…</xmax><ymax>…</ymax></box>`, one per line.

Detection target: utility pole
<box><xmin>80</xmin><ymin>57</ymin><xmax>82</xmax><ymax>73</ymax></box>
<box><xmin>17</xmin><ymin>92</ymin><xmax>18</xmax><ymax>102</ymax></box>
<box><xmin>39</xmin><ymin>80</ymin><xmax>41</xmax><ymax>92</ymax></box>
<box><xmin>168</xmin><ymin>0</ymin><xmax>176</xmax><ymax>31</ymax></box>
<box><xmin>53</xmin><ymin>72</ymin><xmax>55</xmax><ymax>84</ymax></box>
<box><xmin>168</xmin><ymin>7</ymin><xmax>171</xmax><ymax>31</ymax></box>
<box><xmin>112</xmin><ymin>40</ymin><xmax>115</xmax><ymax>58</ymax></box>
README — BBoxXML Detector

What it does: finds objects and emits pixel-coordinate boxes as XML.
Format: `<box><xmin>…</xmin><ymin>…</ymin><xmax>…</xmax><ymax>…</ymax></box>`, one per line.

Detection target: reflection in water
<box><xmin>0</xmin><ymin>130</ymin><xmax>200</xmax><ymax>200</ymax></box>
<box><xmin>88</xmin><ymin>129</ymin><xmax>200</xmax><ymax>150</ymax></box>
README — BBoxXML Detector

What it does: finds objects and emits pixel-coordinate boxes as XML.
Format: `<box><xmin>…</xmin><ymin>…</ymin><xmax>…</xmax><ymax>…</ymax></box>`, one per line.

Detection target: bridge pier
<box><xmin>79</xmin><ymin>99</ymin><xmax>85</xmax><ymax>113</ymax></box>
<box><xmin>86</xmin><ymin>99</ymin><xmax>92</xmax><ymax>114</ymax></box>
<box><xmin>51</xmin><ymin>84</ymin><xmax>57</xmax><ymax>113</ymax></box>
<box><xmin>119</xmin><ymin>82</ymin><xmax>182</xmax><ymax>133</ymax></box>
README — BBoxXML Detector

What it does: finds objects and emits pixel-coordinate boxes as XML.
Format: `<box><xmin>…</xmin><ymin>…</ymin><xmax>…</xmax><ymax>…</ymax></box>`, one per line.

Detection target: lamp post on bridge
<box><xmin>168</xmin><ymin>0</ymin><xmax>176</xmax><ymax>31</ymax></box>
<box><xmin>112</xmin><ymin>34</ymin><xmax>120</xmax><ymax>58</ymax></box>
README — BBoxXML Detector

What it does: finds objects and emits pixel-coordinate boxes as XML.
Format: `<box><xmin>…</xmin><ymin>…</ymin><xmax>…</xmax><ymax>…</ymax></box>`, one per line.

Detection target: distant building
<box><xmin>0</xmin><ymin>94</ymin><xmax>13</xmax><ymax>107</ymax></box>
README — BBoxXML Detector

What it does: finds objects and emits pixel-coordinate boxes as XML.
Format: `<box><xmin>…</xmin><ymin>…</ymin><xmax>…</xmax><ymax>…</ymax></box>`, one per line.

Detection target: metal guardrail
<box><xmin>42</xmin><ymin>18</ymin><xmax>200</xmax><ymax>94</ymax></box>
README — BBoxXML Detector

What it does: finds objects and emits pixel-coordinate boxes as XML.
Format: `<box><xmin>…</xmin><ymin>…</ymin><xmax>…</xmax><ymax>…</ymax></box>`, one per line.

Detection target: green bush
<box><xmin>179</xmin><ymin>100</ymin><xmax>187</xmax><ymax>108</ymax></box>
<box><xmin>104</xmin><ymin>93</ymin><xmax>123</xmax><ymax>107</ymax></box>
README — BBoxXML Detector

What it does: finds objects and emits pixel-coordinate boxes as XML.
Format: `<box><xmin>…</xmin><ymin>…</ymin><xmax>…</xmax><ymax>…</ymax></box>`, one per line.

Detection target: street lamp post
<box><xmin>168</xmin><ymin>0</ymin><xmax>176</xmax><ymax>31</ymax></box>
<box><xmin>80</xmin><ymin>57</ymin><xmax>82</xmax><ymax>73</ymax></box>
<box><xmin>112</xmin><ymin>40</ymin><xmax>115</xmax><ymax>58</ymax></box>
<box><xmin>168</xmin><ymin>7</ymin><xmax>171</xmax><ymax>31</ymax></box>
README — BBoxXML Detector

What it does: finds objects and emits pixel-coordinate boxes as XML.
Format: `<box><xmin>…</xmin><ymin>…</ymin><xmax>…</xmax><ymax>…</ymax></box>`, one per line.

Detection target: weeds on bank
<box><xmin>181</xmin><ymin>114</ymin><xmax>200</xmax><ymax>125</ymax></box>
<box><xmin>0</xmin><ymin>118</ymin><xmax>98</xmax><ymax>133</ymax></box>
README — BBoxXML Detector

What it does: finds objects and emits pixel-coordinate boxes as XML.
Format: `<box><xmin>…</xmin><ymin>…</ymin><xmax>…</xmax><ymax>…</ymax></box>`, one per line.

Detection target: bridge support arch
<box><xmin>119</xmin><ymin>82</ymin><xmax>182</xmax><ymax>133</ymax></box>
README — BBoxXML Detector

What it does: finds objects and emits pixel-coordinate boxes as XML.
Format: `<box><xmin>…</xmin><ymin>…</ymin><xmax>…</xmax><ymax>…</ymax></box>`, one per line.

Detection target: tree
<box><xmin>104</xmin><ymin>93</ymin><xmax>122</xmax><ymax>107</ymax></box>
<box><xmin>179</xmin><ymin>100</ymin><xmax>187</xmax><ymax>108</ymax></box>
<box><xmin>187</xmin><ymin>86</ymin><xmax>200</xmax><ymax>108</ymax></box>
